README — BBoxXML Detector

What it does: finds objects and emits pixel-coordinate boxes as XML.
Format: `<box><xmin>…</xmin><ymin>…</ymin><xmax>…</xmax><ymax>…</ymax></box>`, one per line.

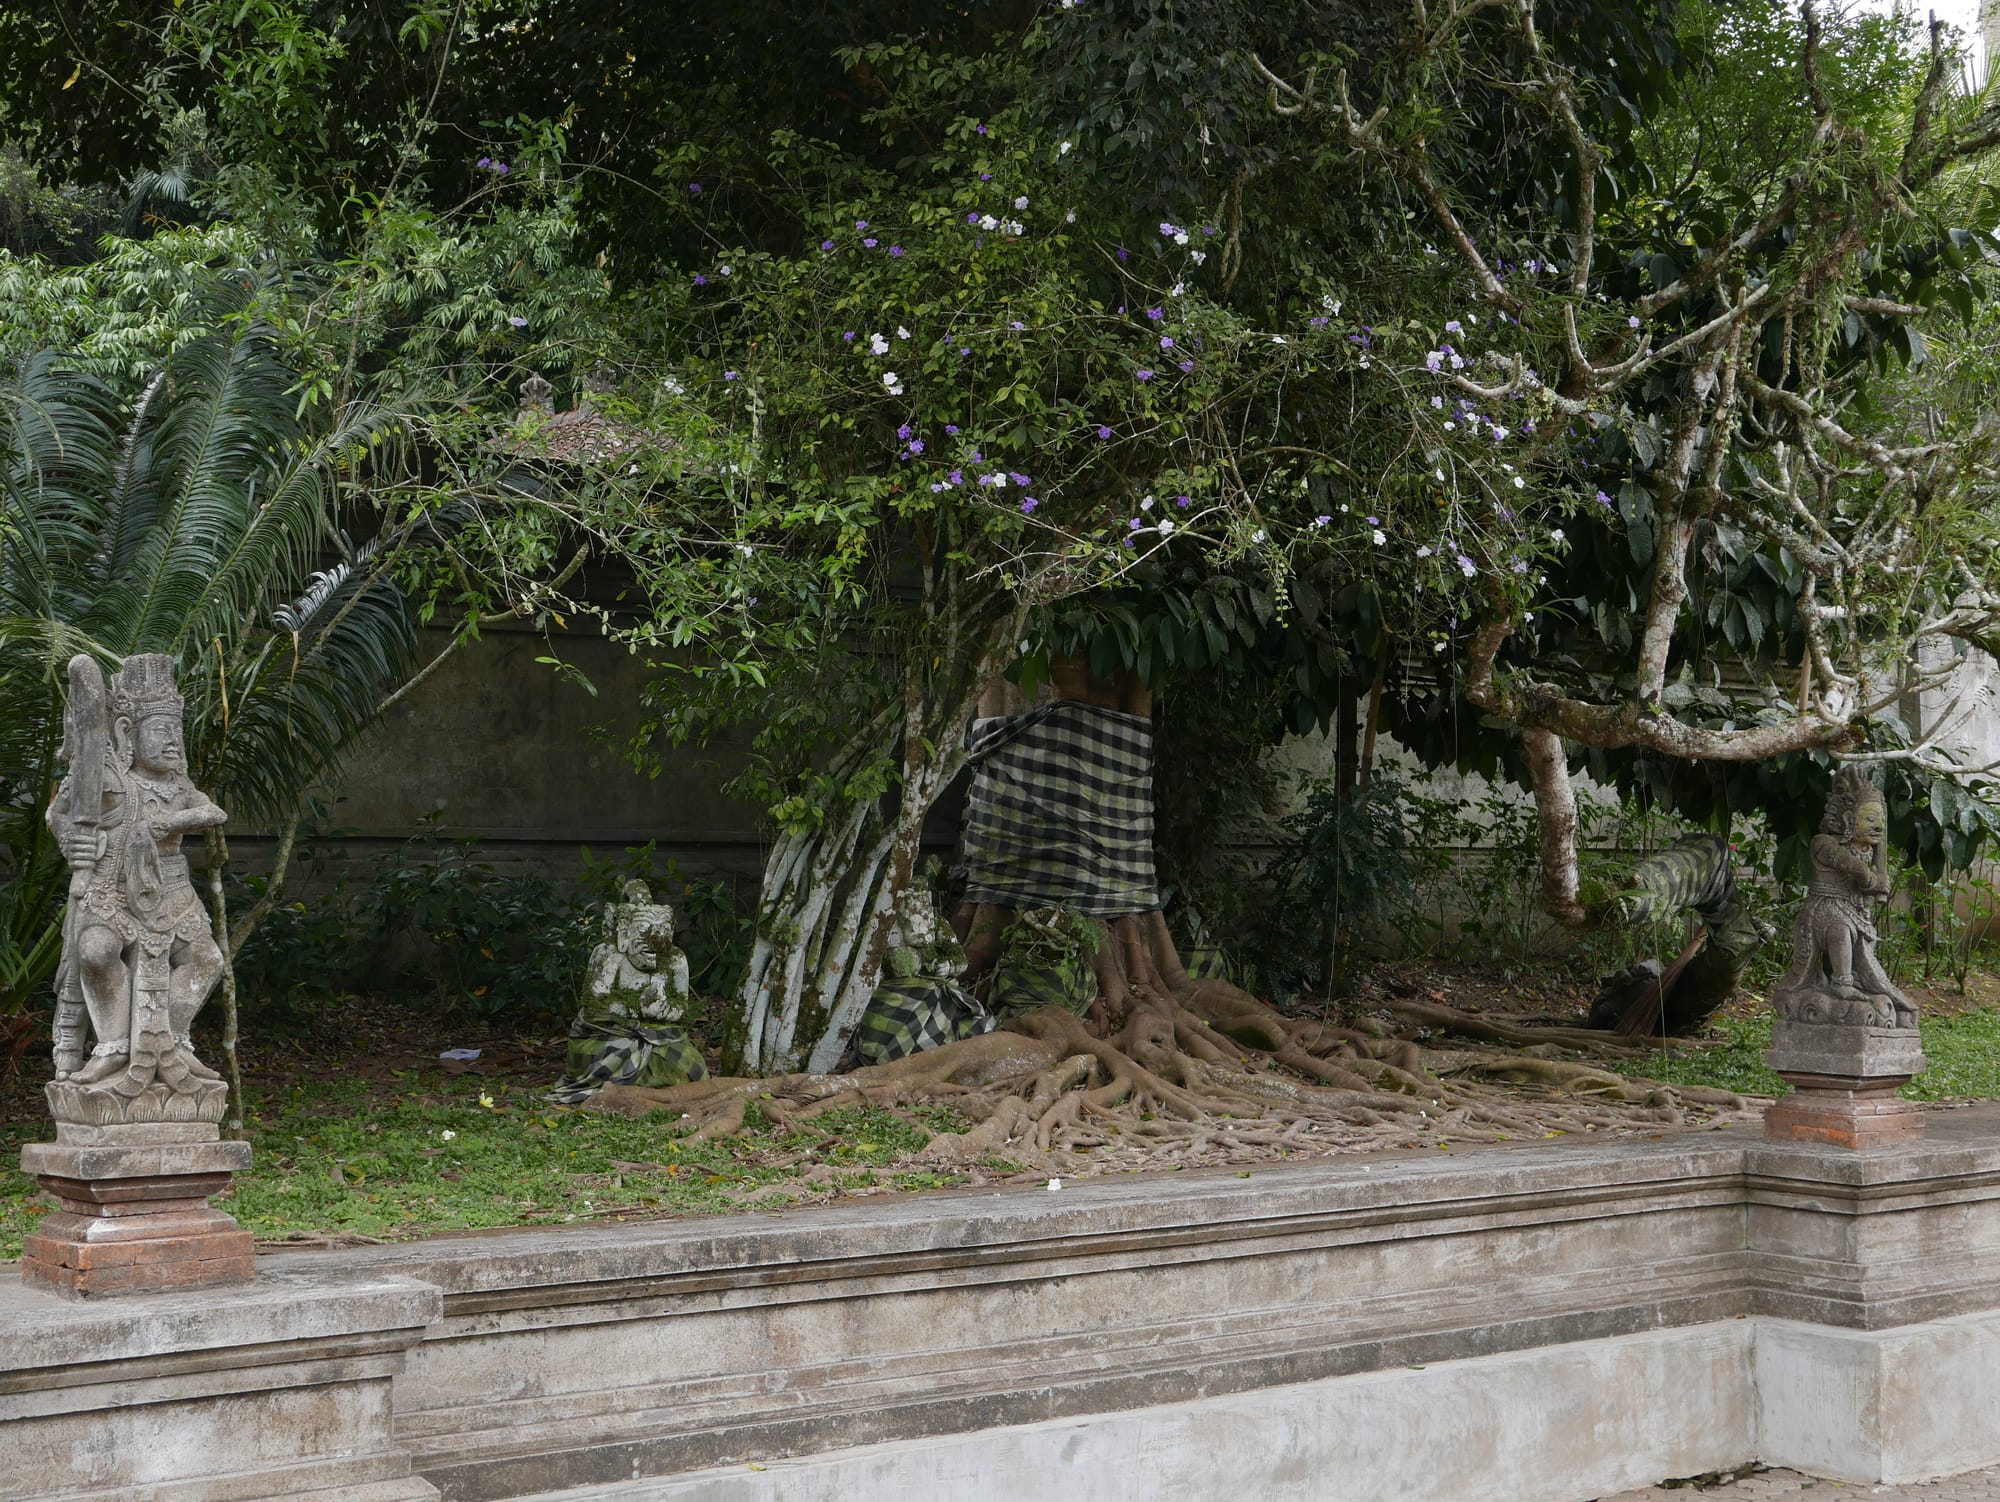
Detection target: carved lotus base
<box><xmin>18</xmin><ymin>1138</ymin><xmax>254</xmax><ymax>1299</ymax></box>
<box><xmin>1772</xmin><ymin>984</ymin><xmax>1914</xmax><ymax>1029</ymax></box>
<box><xmin>45</xmin><ymin>1074</ymin><xmax>228</xmax><ymax>1128</ymax></box>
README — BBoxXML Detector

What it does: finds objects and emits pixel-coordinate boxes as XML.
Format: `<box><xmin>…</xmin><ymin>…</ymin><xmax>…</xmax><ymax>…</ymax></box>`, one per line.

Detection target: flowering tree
<box><xmin>1246</xmin><ymin>0</ymin><xmax>2000</xmax><ymax>922</ymax></box>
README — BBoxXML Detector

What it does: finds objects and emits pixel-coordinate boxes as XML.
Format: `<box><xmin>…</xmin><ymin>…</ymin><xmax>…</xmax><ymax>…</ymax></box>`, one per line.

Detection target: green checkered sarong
<box><xmin>545</xmin><ymin>1020</ymin><xmax>708</xmax><ymax>1105</ymax></box>
<box><xmin>853</xmin><ymin>978</ymin><xmax>998</xmax><ymax>1066</ymax></box>
<box><xmin>1183</xmin><ymin>945</ymin><xmax>1232</xmax><ymax>983</ymax></box>
<box><xmin>960</xmin><ymin>702</ymin><xmax>1160</xmax><ymax>917</ymax></box>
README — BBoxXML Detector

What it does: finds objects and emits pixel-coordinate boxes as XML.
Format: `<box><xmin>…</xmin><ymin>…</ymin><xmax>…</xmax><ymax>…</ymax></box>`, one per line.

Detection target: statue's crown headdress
<box><xmin>1821</xmin><ymin>764</ymin><xmax>1882</xmax><ymax>839</ymax></box>
<box><xmin>109</xmin><ymin>653</ymin><xmax>184</xmax><ymax>722</ymax></box>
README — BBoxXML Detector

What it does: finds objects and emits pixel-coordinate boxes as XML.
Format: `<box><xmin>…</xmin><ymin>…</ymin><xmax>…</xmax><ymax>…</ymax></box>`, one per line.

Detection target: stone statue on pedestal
<box><xmin>1764</xmin><ymin>766</ymin><xmax>1925</xmax><ymax>1148</ymax></box>
<box><xmin>1770</xmin><ymin>765</ymin><xmax>1917</xmax><ymax>1029</ymax></box>
<box><xmin>21</xmin><ymin>653</ymin><xmax>253</xmax><ymax>1298</ymax></box>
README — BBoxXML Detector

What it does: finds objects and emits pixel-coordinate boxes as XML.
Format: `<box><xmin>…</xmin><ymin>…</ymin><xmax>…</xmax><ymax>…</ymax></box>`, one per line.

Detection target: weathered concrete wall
<box><xmin>12</xmin><ymin>1112</ymin><xmax>2000</xmax><ymax>1501</ymax></box>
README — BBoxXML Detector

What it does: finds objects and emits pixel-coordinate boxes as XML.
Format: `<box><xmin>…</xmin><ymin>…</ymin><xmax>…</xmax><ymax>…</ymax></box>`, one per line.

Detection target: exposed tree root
<box><xmin>587</xmin><ymin>913</ymin><xmax>1763</xmax><ymax>1180</ymax></box>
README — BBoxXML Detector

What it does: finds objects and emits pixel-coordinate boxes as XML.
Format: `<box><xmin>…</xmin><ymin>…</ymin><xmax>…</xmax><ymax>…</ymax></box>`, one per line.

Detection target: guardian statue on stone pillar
<box><xmin>1770</xmin><ymin>765</ymin><xmax>1917</xmax><ymax>1030</ymax></box>
<box><xmin>44</xmin><ymin>652</ymin><xmax>230</xmax><ymax>1127</ymax></box>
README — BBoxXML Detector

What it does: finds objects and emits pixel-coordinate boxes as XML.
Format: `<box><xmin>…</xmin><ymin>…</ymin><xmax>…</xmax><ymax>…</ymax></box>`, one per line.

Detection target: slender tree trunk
<box><xmin>1521</xmin><ymin>727</ymin><xmax>1588</xmax><ymax>929</ymax></box>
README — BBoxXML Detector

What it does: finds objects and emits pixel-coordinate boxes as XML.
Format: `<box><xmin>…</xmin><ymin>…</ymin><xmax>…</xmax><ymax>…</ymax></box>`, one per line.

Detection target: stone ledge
<box><xmin>21</xmin><ymin>1138</ymin><xmax>252</xmax><ymax>1181</ymax></box>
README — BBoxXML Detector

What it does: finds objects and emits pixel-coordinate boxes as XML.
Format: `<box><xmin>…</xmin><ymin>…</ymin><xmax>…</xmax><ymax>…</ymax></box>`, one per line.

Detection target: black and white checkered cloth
<box><xmin>960</xmin><ymin>701</ymin><xmax>1160</xmax><ymax>917</ymax></box>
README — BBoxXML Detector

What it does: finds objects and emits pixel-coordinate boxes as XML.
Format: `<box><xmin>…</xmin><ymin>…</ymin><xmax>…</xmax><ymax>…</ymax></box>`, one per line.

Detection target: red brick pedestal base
<box><xmin>1763</xmin><ymin>1072</ymin><xmax>1924</xmax><ymax>1149</ymax></box>
<box><xmin>19</xmin><ymin>1138</ymin><xmax>254</xmax><ymax>1298</ymax></box>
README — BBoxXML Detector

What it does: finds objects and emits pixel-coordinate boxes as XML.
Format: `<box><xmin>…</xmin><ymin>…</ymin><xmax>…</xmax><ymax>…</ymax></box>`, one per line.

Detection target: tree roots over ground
<box><xmin>590</xmin><ymin>917</ymin><xmax>1762</xmax><ymax>1179</ymax></box>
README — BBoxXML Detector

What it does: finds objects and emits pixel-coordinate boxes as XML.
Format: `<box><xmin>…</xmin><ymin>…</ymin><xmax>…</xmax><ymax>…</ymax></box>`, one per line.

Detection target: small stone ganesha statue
<box><xmin>44</xmin><ymin>653</ymin><xmax>231</xmax><ymax>1128</ymax></box>
<box><xmin>585</xmin><ymin>879</ymin><xmax>690</xmax><ymax>1022</ymax></box>
<box><xmin>1770</xmin><ymin>765</ymin><xmax>1917</xmax><ymax>1029</ymax></box>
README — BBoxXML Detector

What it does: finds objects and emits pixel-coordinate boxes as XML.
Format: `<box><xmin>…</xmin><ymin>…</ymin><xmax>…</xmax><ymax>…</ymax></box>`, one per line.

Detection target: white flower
<box><xmin>896</xmin><ymin>326</ymin><xmax>910</xmax><ymax>339</ymax></box>
<box><xmin>1417</xmin><ymin>545</ymin><xmax>1433</xmax><ymax>557</ymax></box>
<box><xmin>1190</xmin><ymin>250</ymin><xmax>1206</xmax><ymax>264</ymax></box>
<box><xmin>1434</xmin><ymin>468</ymin><xmax>1445</xmax><ymax>481</ymax></box>
<box><xmin>1448</xmin><ymin>353</ymin><xmax>1464</xmax><ymax>369</ymax></box>
<box><xmin>1014</xmin><ymin>195</ymin><xmax>1029</xmax><ymax>209</ymax></box>
<box><xmin>1173</xmin><ymin>231</ymin><xmax>1189</xmax><ymax>245</ymax></box>
<box><xmin>1004</xmin><ymin>220</ymin><xmax>1024</xmax><ymax>235</ymax></box>
<box><xmin>719</xmin><ymin>264</ymin><xmax>732</xmax><ymax>276</ymax></box>
<box><xmin>661</xmin><ymin>376</ymin><xmax>685</xmax><ymax>396</ymax></box>
<box><xmin>1065</xmin><ymin>209</ymin><xmax>1077</xmax><ymax>223</ymax></box>
<box><xmin>1158</xmin><ymin>519</ymin><xmax>1175</xmax><ymax>535</ymax></box>
<box><xmin>882</xmin><ymin>371</ymin><xmax>900</xmax><ymax>387</ymax></box>
<box><xmin>1048</xmin><ymin>1177</ymin><xmax>1063</xmax><ymax>1190</ymax></box>
<box><xmin>1251</xmin><ymin>528</ymin><xmax>1267</xmax><ymax>543</ymax></box>
<box><xmin>869</xmin><ymin>332</ymin><xmax>889</xmax><ymax>354</ymax></box>
<box><xmin>1512</xmin><ymin>476</ymin><xmax>1525</xmax><ymax>488</ymax></box>
<box><xmin>1628</xmin><ymin>315</ymin><xmax>1641</xmax><ymax>328</ymax></box>
<box><xmin>1140</xmin><ymin>496</ymin><xmax>1154</xmax><ymax>511</ymax></box>
<box><xmin>1272</xmin><ymin>335</ymin><xmax>1288</xmax><ymax>345</ymax></box>
<box><xmin>1430</xmin><ymin>395</ymin><xmax>1443</xmax><ymax>408</ymax></box>
<box><xmin>978</xmin><ymin>214</ymin><xmax>999</xmax><ymax>231</ymax></box>
<box><xmin>1059</xmin><ymin>140</ymin><xmax>1073</xmax><ymax>156</ymax></box>
<box><xmin>1444</xmin><ymin>422</ymin><xmax>1456</xmax><ymax>431</ymax></box>
<box><xmin>1433</xmin><ymin>640</ymin><xmax>1447</xmax><ymax>653</ymax></box>
<box><xmin>1372</xmin><ymin>529</ymin><xmax>1386</xmax><ymax>545</ymax></box>
<box><xmin>738</xmin><ymin>543</ymin><xmax>754</xmax><ymax>555</ymax></box>
<box><xmin>1491</xmin><ymin>426</ymin><xmax>1508</xmax><ymax>441</ymax></box>
<box><xmin>440</xmin><ymin>1129</ymin><xmax>457</xmax><ymax>1141</ymax></box>
<box><xmin>1551</xmin><ymin>528</ymin><xmax>1565</xmax><ymax>542</ymax></box>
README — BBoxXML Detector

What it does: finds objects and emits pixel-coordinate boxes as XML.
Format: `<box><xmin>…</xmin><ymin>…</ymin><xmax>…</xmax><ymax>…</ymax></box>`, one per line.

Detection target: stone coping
<box><xmin>0</xmin><ymin>1265</ymin><xmax>440</xmax><ymax>1378</ymax></box>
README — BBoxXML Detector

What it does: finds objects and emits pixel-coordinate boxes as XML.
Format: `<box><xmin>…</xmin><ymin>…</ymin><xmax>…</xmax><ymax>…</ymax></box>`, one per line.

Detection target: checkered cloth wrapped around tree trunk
<box><xmin>853</xmin><ymin>978</ymin><xmax>998</xmax><ymax>1066</ymax></box>
<box><xmin>960</xmin><ymin>701</ymin><xmax>1161</xmax><ymax>917</ymax></box>
<box><xmin>545</xmin><ymin>1020</ymin><xmax>708</xmax><ymax>1105</ymax></box>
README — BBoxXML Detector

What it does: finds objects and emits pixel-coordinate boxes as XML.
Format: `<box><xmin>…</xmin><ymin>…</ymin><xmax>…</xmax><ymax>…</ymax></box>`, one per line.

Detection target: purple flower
<box><xmin>1176</xmin><ymin>495</ymin><xmax>1191</xmax><ymax>508</ymax></box>
<box><xmin>1512</xmin><ymin>560</ymin><xmax>1529</xmax><ymax>574</ymax></box>
<box><xmin>909</xmin><ymin>439</ymin><xmax>925</xmax><ymax>454</ymax></box>
<box><xmin>507</xmin><ymin>315</ymin><xmax>528</xmax><ymax>328</ymax></box>
<box><xmin>1021</xmin><ymin>497</ymin><xmax>1039</xmax><ymax>513</ymax></box>
<box><xmin>967</xmin><ymin>212</ymin><xmax>980</xmax><ymax>225</ymax></box>
<box><xmin>1116</xmin><ymin>247</ymin><xmax>1129</xmax><ymax>262</ymax></box>
<box><xmin>1457</xmin><ymin>554</ymin><xmax>1477</xmax><ymax>578</ymax></box>
<box><xmin>496</xmin><ymin>164</ymin><xmax>509</xmax><ymax>175</ymax></box>
<box><xmin>1366</xmin><ymin>515</ymin><xmax>1379</xmax><ymax>526</ymax></box>
<box><xmin>1178</xmin><ymin>360</ymin><xmax>1193</xmax><ymax>373</ymax></box>
<box><xmin>1146</xmin><ymin>306</ymin><xmax>1163</xmax><ymax>321</ymax></box>
<box><xmin>1097</xmin><ymin>425</ymin><xmax>1113</xmax><ymax>440</ymax></box>
<box><xmin>863</xmin><ymin>237</ymin><xmax>878</xmax><ymax>248</ymax></box>
<box><xmin>1159</xmin><ymin>336</ymin><xmax>1174</xmax><ymax>348</ymax></box>
<box><xmin>843</xmin><ymin>331</ymin><xmax>856</xmax><ymax>341</ymax></box>
<box><xmin>693</xmin><ymin>274</ymin><xmax>707</xmax><ymax>285</ymax></box>
<box><xmin>945</xmin><ymin>424</ymin><xmax>960</xmax><ymax>435</ymax></box>
<box><xmin>897</xmin><ymin>424</ymin><xmax>912</xmax><ymax>440</ymax></box>
<box><xmin>977</xmin><ymin>123</ymin><xmax>989</xmax><ymax>135</ymax></box>
<box><xmin>1010</xmin><ymin>320</ymin><xmax>1025</xmax><ymax>331</ymax></box>
<box><xmin>1124</xmin><ymin>536</ymin><xmax>1136</xmax><ymax>547</ymax></box>
<box><xmin>856</xmin><ymin>220</ymin><xmax>868</xmax><ymax>230</ymax></box>
<box><xmin>948</xmin><ymin>469</ymin><xmax>964</xmax><ymax>485</ymax></box>
<box><xmin>1159</xmin><ymin>221</ymin><xmax>1177</xmax><ymax>236</ymax></box>
<box><xmin>971</xmin><ymin>449</ymin><xmax>983</xmax><ymax>461</ymax></box>
<box><xmin>1009</xmin><ymin>472</ymin><xmax>1030</xmax><ymax>486</ymax></box>
<box><xmin>890</xmin><ymin>245</ymin><xmax>904</xmax><ymax>257</ymax></box>
<box><xmin>689</xmin><ymin>182</ymin><xmax>703</xmax><ymax>194</ymax></box>
<box><xmin>1136</xmin><ymin>369</ymin><xmax>1154</xmax><ymax>381</ymax></box>
<box><xmin>1129</xmin><ymin>518</ymin><xmax>1142</xmax><ymax>530</ymax></box>
<box><xmin>1596</xmin><ymin>490</ymin><xmax>1614</xmax><ymax>508</ymax></box>
<box><xmin>980</xmin><ymin>172</ymin><xmax>993</xmax><ymax>181</ymax></box>
<box><xmin>477</xmin><ymin>157</ymin><xmax>491</xmax><ymax>169</ymax></box>
<box><xmin>724</xmin><ymin>370</ymin><xmax>738</xmax><ymax>380</ymax></box>
<box><xmin>960</xmin><ymin>347</ymin><xmax>971</xmax><ymax>355</ymax></box>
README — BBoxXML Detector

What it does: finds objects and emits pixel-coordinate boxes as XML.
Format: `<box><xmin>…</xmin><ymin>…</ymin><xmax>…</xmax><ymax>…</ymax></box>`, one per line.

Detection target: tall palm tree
<box><xmin>0</xmin><ymin>318</ymin><xmax>418</xmax><ymax>1052</ymax></box>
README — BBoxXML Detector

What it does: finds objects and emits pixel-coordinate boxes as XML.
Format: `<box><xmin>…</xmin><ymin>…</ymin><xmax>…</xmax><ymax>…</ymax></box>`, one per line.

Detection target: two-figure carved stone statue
<box><xmin>22</xmin><ymin>653</ymin><xmax>252</xmax><ymax>1299</ymax></box>
<box><xmin>44</xmin><ymin>653</ymin><xmax>231</xmax><ymax>1127</ymax></box>
<box><xmin>1770</xmin><ymin>765</ymin><xmax>1917</xmax><ymax>1030</ymax></box>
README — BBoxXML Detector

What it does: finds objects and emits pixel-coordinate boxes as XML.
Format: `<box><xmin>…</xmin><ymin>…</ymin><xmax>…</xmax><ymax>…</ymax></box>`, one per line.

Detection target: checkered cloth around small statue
<box><xmin>853</xmin><ymin>978</ymin><xmax>998</xmax><ymax>1066</ymax></box>
<box><xmin>545</xmin><ymin>1019</ymin><xmax>708</xmax><ymax>1105</ymax></box>
<box><xmin>960</xmin><ymin>701</ymin><xmax>1161</xmax><ymax>917</ymax></box>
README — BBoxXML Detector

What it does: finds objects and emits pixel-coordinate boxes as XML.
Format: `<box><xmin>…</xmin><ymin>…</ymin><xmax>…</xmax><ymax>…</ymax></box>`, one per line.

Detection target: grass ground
<box><xmin>7</xmin><ymin>970</ymin><xmax>2000</xmax><ymax>1261</ymax></box>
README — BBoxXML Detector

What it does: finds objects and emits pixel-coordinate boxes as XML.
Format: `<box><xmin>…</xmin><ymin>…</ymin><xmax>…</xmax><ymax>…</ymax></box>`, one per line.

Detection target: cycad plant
<box><xmin>0</xmin><ymin>322</ymin><xmax>418</xmax><ymax>1061</ymax></box>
